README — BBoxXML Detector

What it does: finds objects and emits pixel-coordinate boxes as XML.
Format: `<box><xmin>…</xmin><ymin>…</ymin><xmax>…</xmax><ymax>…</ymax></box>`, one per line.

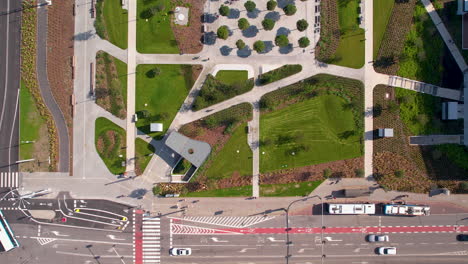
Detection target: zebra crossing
<box><xmin>0</xmin><ymin>172</ymin><xmax>19</xmax><ymax>188</ymax></box>
<box><xmin>178</xmin><ymin>216</ymin><xmax>275</xmax><ymax>228</ymax></box>
<box><xmin>142</xmin><ymin>217</ymin><xmax>161</xmax><ymax>263</ymax></box>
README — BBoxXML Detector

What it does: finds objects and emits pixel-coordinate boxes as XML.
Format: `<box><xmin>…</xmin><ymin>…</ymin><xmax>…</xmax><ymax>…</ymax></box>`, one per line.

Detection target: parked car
<box><xmin>170</xmin><ymin>248</ymin><xmax>192</xmax><ymax>256</ymax></box>
<box><xmin>456</xmin><ymin>234</ymin><xmax>468</xmax><ymax>241</ymax></box>
<box><xmin>377</xmin><ymin>247</ymin><xmax>396</xmax><ymax>255</ymax></box>
<box><xmin>367</xmin><ymin>234</ymin><xmax>389</xmax><ymax>242</ymax></box>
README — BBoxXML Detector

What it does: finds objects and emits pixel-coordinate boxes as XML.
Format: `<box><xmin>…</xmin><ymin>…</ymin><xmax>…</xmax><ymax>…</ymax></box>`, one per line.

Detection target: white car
<box><xmin>377</xmin><ymin>247</ymin><xmax>396</xmax><ymax>255</ymax></box>
<box><xmin>367</xmin><ymin>234</ymin><xmax>389</xmax><ymax>242</ymax></box>
<box><xmin>170</xmin><ymin>248</ymin><xmax>192</xmax><ymax>256</ymax></box>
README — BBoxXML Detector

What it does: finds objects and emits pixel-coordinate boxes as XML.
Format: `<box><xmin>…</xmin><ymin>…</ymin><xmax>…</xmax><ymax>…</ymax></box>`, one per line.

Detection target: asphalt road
<box><xmin>0</xmin><ymin>0</ymin><xmax>21</xmax><ymax>173</ymax></box>
<box><xmin>157</xmin><ymin>214</ymin><xmax>468</xmax><ymax>264</ymax></box>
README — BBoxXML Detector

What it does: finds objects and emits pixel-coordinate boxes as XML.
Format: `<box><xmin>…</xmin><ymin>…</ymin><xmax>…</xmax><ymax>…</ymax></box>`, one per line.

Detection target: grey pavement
<box><xmin>37</xmin><ymin>1</ymin><xmax>70</xmax><ymax>172</ymax></box>
<box><xmin>248</xmin><ymin>102</ymin><xmax>260</xmax><ymax>198</ymax></box>
<box><xmin>0</xmin><ymin>0</ymin><xmax>20</xmax><ymax>173</ymax></box>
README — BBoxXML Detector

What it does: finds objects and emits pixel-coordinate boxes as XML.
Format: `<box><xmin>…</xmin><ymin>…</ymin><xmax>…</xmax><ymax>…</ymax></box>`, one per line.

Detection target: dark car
<box><xmin>457</xmin><ymin>234</ymin><xmax>468</xmax><ymax>241</ymax></box>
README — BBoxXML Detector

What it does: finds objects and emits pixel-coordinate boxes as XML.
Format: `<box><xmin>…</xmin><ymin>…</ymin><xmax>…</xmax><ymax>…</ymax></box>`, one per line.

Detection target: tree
<box><xmin>262</xmin><ymin>18</ymin><xmax>275</xmax><ymax>31</ymax></box>
<box><xmin>236</xmin><ymin>39</ymin><xmax>246</xmax><ymax>49</ymax></box>
<box><xmin>283</xmin><ymin>4</ymin><xmax>297</xmax><ymax>16</ymax></box>
<box><xmin>296</xmin><ymin>19</ymin><xmax>309</xmax><ymax>31</ymax></box>
<box><xmin>238</xmin><ymin>18</ymin><xmax>250</xmax><ymax>30</ymax></box>
<box><xmin>253</xmin><ymin>40</ymin><xmax>265</xmax><ymax>53</ymax></box>
<box><xmin>323</xmin><ymin>168</ymin><xmax>332</xmax><ymax>179</ymax></box>
<box><xmin>267</xmin><ymin>0</ymin><xmax>277</xmax><ymax>10</ymax></box>
<box><xmin>217</xmin><ymin>25</ymin><xmax>229</xmax><ymax>40</ymax></box>
<box><xmin>461</xmin><ymin>182</ymin><xmax>468</xmax><ymax>192</ymax></box>
<box><xmin>275</xmin><ymin>35</ymin><xmax>289</xmax><ymax>47</ymax></box>
<box><xmin>259</xmin><ymin>96</ymin><xmax>275</xmax><ymax>110</ymax></box>
<box><xmin>146</xmin><ymin>67</ymin><xmax>161</xmax><ymax>78</ymax></box>
<box><xmin>219</xmin><ymin>5</ymin><xmax>230</xmax><ymax>16</ymax></box>
<box><xmin>355</xmin><ymin>168</ymin><xmax>364</xmax><ymax>178</ymax></box>
<box><xmin>298</xmin><ymin>37</ymin><xmax>310</xmax><ymax>48</ymax></box>
<box><xmin>244</xmin><ymin>1</ymin><xmax>256</xmax><ymax>12</ymax></box>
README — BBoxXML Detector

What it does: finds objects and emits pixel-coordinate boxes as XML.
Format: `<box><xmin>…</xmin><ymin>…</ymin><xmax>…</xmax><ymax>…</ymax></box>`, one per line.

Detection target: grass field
<box><xmin>215</xmin><ymin>70</ymin><xmax>248</xmax><ymax>85</ymax></box>
<box><xmin>373</xmin><ymin>0</ymin><xmax>394</xmax><ymax>59</ymax></box>
<box><xmin>260</xmin><ymin>94</ymin><xmax>363</xmax><ymax>173</ymax></box>
<box><xmin>182</xmin><ymin>185</ymin><xmax>252</xmax><ymax>197</ymax></box>
<box><xmin>135</xmin><ymin>64</ymin><xmax>195</xmax><ymax>139</ymax></box>
<box><xmin>19</xmin><ymin>80</ymin><xmax>46</xmax><ymax>160</ymax></box>
<box><xmin>95</xmin><ymin>117</ymin><xmax>126</xmax><ymax>174</ymax></box>
<box><xmin>203</xmin><ymin>123</ymin><xmax>252</xmax><ymax>180</ymax></box>
<box><xmin>260</xmin><ymin>180</ymin><xmax>323</xmax><ymax>196</ymax></box>
<box><xmin>397</xmin><ymin>3</ymin><xmax>444</xmax><ymax>85</ymax></box>
<box><xmin>136</xmin><ymin>0</ymin><xmax>179</xmax><ymax>54</ymax></box>
<box><xmin>334</xmin><ymin>0</ymin><xmax>364</xmax><ymax>68</ymax></box>
<box><xmin>96</xmin><ymin>0</ymin><xmax>128</xmax><ymax>49</ymax></box>
<box><xmin>135</xmin><ymin>138</ymin><xmax>155</xmax><ymax>174</ymax></box>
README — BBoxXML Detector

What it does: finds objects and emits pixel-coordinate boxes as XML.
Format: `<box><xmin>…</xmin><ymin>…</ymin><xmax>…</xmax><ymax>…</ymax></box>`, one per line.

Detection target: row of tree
<box><xmin>236</xmin><ymin>17</ymin><xmax>308</xmax><ymax>32</ymax></box>
<box><xmin>219</xmin><ymin>1</ymin><xmax>298</xmax><ymax>16</ymax></box>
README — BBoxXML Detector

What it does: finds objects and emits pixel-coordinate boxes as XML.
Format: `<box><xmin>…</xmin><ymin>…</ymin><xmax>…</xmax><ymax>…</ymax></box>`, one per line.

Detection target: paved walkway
<box><xmin>387</xmin><ymin>75</ymin><xmax>462</xmax><ymax>101</ymax></box>
<box><xmin>409</xmin><ymin>134</ymin><xmax>462</xmax><ymax>145</ymax></box>
<box><xmin>421</xmin><ymin>0</ymin><xmax>468</xmax><ymax>72</ymax></box>
<box><xmin>248</xmin><ymin>102</ymin><xmax>260</xmax><ymax>198</ymax></box>
<box><xmin>126</xmin><ymin>0</ymin><xmax>137</xmax><ymax>172</ymax></box>
<box><xmin>37</xmin><ymin>4</ymin><xmax>70</xmax><ymax>172</ymax></box>
<box><xmin>95</xmin><ymin>38</ymin><xmax>127</xmax><ymax>63</ymax></box>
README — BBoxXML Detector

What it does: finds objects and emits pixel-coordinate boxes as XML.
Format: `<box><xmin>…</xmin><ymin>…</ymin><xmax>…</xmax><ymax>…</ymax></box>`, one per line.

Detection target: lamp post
<box><xmin>284</xmin><ymin>195</ymin><xmax>324</xmax><ymax>264</ymax></box>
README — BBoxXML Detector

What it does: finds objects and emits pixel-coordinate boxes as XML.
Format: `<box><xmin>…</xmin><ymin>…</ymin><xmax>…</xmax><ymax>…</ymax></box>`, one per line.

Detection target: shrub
<box><xmin>275</xmin><ymin>35</ymin><xmax>289</xmax><ymax>47</ymax></box>
<box><xmin>394</xmin><ymin>170</ymin><xmax>405</xmax><ymax>178</ymax></box>
<box><xmin>298</xmin><ymin>37</ymin><xmax>310</xmax><ymax>48</ymax></box>
<box><xmin>238</xmin><ymin>18</ymin><xmax>250</xmax><ymax>30</ymax></box>
<box><xmin>253</xmin><ymin>41</ymin><xmax>265</xmax><ymax>53</ymax></box>
<box><xmin>355</xmin><ymin>168</ymin><xmax>365</xmax><ymax>178</ymax></box>
<box><xmin>219</xmin><ymin>5</ymin><xmax>230</xmax><ymax>16</ymax></box>
<box><xmin>323</xmin><ymin>168</ymin><xmax>332</xmax><ymax>179</ymax></box>
<box><xmin>283</xmin><ymin>4</ymin><xmax>297</xmax><ymax>16</ymax></box>
<box><xmin>460</xmin><ymin>182</ymin><xmax>468</xmax><ymax>192</ymax></box>
<box><xmin>244</xmin><ymin>1</ymin><xmax>256</xmax><ymax>12</ymax></box>
<box><xmin>258</xmin><ymin>64</ymin><xmax>302</xmax><ymax>85</ymax></box>
<box><xmin>262</xmin><ymin>18</ymin><xmax>275</xmax><ymax>31</ymax></box>
<box><xmin>217</xmin><ymin>25</ymin><xmax>229</xmax><ymax>40</ymax></box>
<box><xmin>236</xmin><ymin>39</ymin><xmax>246</xmax><ymax>49</ymax></box>
<box><xmin>152</xmin><ymin>184</ymin><xmax>162</xmax><ymax>196</ymax></box>
<box><xmin>267</xmin><ymin>0</ymin><xmax>277</xmax><ymax>10</ymax></box>
<box><xmin>387</xmin><ymin>100</ymin><xmax>399</xmax><ymax>113</ymax></box>
<box><xmin>146</xmin><ymin>67</ymin><xmax>161</xmax><ymax>78</ymax></box>
<box><xmin>296</xmin><ymin>19</ymin><xmax>309</xmax><ymax>32</ymax></box>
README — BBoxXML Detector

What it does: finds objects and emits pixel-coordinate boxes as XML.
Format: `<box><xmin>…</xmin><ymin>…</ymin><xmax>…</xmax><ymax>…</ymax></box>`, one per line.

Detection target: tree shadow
<box><xmin>278</xmin><ymin>0</ymin><xmax>295</xmax><ymax>9</ymax></box>
<box><xmin>73</xmin><ymin>30</ymin><xmax>95</xmax><ymax>41</ymax></box>
<box><xmin>263</xmin><ymin>41</ymin><xmax>275</xmax><ymax>54</ymax></box>
<box><xmin>276</xmin><ymin>27</ymin><xmax>291</xmax><ymax>36</ymax></box>
<box><xmin>202</xmin><ymin>31</ymin><xmax>217</xmax><ymax>45</ymax></box>
<box><xmin>246</xmin><ymin>8</ymin><xmax>261</xmax><ymax>19</ymax></box>
<box><xmin>228</xmin><ymin>9</ymin><xmax>241</xmax><ymax>19</ymax></box>
<box><xmin>242</xmin><ymin>25</ymin><xmax>259</xmax><ymax>38</ymax></box>
<box><xmin>237</xmin><ymin>46</ymin><xmax>252</xmax><ymax>58</ymax></box>
<box><xmin>279</xmin><ymin>44</ymin><xmax>293</xmax><ymax>54</ymax></box>
<box><xmin>265</xmin><ymin>11</ymin><xmax>281</xmax><ymax>22</ymax></box>
<box><xmin>202</xmin><ymin>13</ymin><xmax>218</xmax><ymax>23</ymax></box>
<box><xmin>220</xmin><ymin>45</ymin><xmax>233</xmax><ymax>56</ymax></box>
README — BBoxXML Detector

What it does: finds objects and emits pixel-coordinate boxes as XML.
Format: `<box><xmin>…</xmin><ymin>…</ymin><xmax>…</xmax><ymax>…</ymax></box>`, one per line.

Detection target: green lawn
<box><xmin>19</xmin><ymin>80</ymin><xmax>46</xmax><ymax>160</ymax></box>
<box><xmin>135</xmin><ymin>64</ymin><xmax>195</xmax><ymax>139</ymax></box>
<box><xmin>115</xmin><ymin>56</ymin><xmax>128</xmax><ymax>104</ymax></box>
<box><xmin>260</xmin><ymin>95</ymin><xmax>363</xmax><ymax>173</ymax></box>
<box><xmin>215</xmin><ymin>70</ymin><xmax>248</xmax><ymax>85</ymax></box>
<box><xmin>96</xmin><ymin>0</ymin><xmax>128</xmax><ymax>49</ymax></box>
<box><xmin>136</xmin><ymin>0</ymin><xmax>179</xmax><ymax>54</ymax></box>
<box><xmin>397</xmin><ymin>3</ymin><xmax>444</xmax><ymax>85</ymax></box>
<box><xmin>373</xmin><ymin>0</ymin><xmax>394</xmax><ymax>59</ymax></box>
<box><xmin>334</xmin><ymin>0</ymin><xmax>364</xmax><ymax>68</ymax></box>
<box><xmin>182</xmin><ymin>185</ymin><xmax>253</xmax><ymax>197</ymax></box>
<box><xmin>135</xmin><ymin>138</ymin><xmax>155</xmax><ymax>174</ymax></box>
<box><xmin>203</xmin><ymin>123</ymin><xmax>252</xmax><ymax>180</ymax></box>
<box><xmin>95</xmin><ymin>117</ymin><xmax>126</xmax><ymax>174</ymax></box>
<box><xmin>260</xmin><ymin>180</ymin><xmax>323</xmax><ymax>196</ymax></box>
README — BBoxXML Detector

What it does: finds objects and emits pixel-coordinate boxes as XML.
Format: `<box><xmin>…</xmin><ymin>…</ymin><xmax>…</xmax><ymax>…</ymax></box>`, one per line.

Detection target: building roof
<box><xmin>150</xmin><ymin>123</ymin><xmax>163</xmax><ymax>132</ymax></box>
<box><xmin>165</xmin><ymin>132</ymin><xmax>211</xmax><ymax>167</ymax></box>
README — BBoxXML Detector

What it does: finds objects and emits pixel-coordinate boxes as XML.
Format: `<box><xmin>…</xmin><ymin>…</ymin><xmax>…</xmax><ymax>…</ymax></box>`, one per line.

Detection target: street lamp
<box><xmin>283</xmin><ymin>195</ymin><xmax>324</xmax><ymax>264</ymax></box>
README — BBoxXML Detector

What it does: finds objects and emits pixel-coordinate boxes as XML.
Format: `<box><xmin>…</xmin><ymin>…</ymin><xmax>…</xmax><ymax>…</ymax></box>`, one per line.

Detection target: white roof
<box><xmin>150</xmin><ymin>123</ymin><xmax>163</xmax><ymax>132</ymax></box>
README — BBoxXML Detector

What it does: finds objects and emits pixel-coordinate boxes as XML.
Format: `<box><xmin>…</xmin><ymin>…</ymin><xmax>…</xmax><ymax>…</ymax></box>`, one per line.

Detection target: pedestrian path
<box><xmin>0</xmin><ymin>172</ymin><xmax>19</xmax><ymax>188</ymax></box>
<box><xmin>387</xmin><ymin>76</ymin><xmax>461</xmax><ymax>101</ymax></box>
<box><xmin>141</xmin><ymin>216</ymin><xmax>161</xmax><ymax>263</ymax></box>
<box><xmin>175</xmin><ymin>215</ymin><xmax>276</xmax><ymax>228</ymax></box>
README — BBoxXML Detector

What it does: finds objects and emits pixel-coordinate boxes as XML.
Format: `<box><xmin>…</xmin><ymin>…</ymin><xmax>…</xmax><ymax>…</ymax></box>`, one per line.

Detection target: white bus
<box><xmin>328</xmin><ymin>203</ymin><xmax>376</xmax><ymax>215</ymax></box>
<box><xmin>383</xmin><ymin>204</ymin><xmax>430</xmax><ymax>216</ymax></box>
<box><xmin>0</xmin><ymin>210</ymin><xmax>19</xmax><ymax>252</ymax></box>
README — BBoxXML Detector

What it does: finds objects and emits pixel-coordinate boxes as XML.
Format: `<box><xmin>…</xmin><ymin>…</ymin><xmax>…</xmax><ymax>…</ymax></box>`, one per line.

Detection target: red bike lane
<box><xmin>133</xmin><ymin>209</ymin><xmax>144</xmax><ymax>264</ymax></box>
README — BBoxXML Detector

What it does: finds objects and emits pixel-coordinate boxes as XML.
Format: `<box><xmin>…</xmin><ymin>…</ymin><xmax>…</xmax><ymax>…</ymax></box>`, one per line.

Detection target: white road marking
<box><xmin>324</xmin><ymin>237</ymin><xmax>342</xmax><ymax>242</ymax></box>
<box><xmin>107</xmin><ymin>234</ymin><xmax>125</xmax><ymax>241</ymax></box>
<box><xmin>239</xmin><ymin>248</ymin><xmax>256</xmax><ymax>253</ymax></box>
<box><xmin>211</xmin><ymin>237</ymin><xmax>228</xmax><ymax>243</ymax></box>
<box><xmin>267</xmin><ymin>237</ymin><xmax>285</xmax><ymax>242</ymax></box>
<box><xmin>51</xmin><ymin>231</ymin><xmax>69</xmax><ymax>237</ymax></box>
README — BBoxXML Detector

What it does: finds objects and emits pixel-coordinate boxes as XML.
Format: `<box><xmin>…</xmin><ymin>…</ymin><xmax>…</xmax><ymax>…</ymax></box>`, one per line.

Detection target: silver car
<box><xmin>170</xmin><ymin>248</ymin><xmax>192</xmax><ymax>256</ymax></box>
<box><xmin>378</xmin><ymin>247</ymin><xmax>396</xmax><ymax>255</ymax></box>
<box><xmin>367</xmin><ymin>234</ymin><xmax>389</xmax><ymax>242</ymax></box>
